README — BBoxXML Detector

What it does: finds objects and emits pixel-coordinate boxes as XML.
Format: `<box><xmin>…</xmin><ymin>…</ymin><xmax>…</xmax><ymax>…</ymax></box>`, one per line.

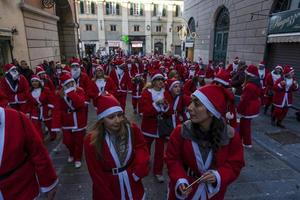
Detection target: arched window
<box><xmin>188</xmin><ymin>17</ymin><xmax>196</xmax><ymax>34</ymax></box>
<box><xmin>80</xmin><ymin>1</ymin><xmax>84</xmax><ymax>14</ymax></box>
<box><xmin>215</xmin><ymin>7</ymin><xmax>229</xmax><ymax>31</ymax></box>
<box><xmin>91</xmin><ymin>2</ymin><xmax>96</xmax><ymax>14</ymax></box>
<box><xmin>272</xmin><ymin>0</ymin><xmax>291</xmax><ymax>13</ymax></box>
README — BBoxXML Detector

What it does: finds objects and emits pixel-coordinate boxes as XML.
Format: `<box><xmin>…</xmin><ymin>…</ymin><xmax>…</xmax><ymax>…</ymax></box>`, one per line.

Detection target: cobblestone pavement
<box><xmin>41</xmin><ymin>95</ymin><xmax>300</xmax><ymax>200</ymax></box>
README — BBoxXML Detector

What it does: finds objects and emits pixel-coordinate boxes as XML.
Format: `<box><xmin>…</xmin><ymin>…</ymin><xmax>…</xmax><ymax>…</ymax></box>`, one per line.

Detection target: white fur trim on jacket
<box><xmin>175</xmin><ymin>178</ymin><xmax>189</xmax><ymax>200</ymax></box>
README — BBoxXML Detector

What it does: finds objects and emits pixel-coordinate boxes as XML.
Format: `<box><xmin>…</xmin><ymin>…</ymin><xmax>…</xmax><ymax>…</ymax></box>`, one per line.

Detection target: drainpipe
<box><xmin>73</xmin><ymin>0</ymin><xmax>81</xmax><ymax>59</ymax></box>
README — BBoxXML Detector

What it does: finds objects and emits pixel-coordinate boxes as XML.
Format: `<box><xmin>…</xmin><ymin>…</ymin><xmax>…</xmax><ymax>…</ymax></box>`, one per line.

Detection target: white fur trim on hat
<box><xmin>31</xmin><ymin>77</ymin><xmax>41</xmax><ymax>82</ymax></box>
<box><xmin>63</xmin><ymin>78</ymin><xmax>75</xmax><ymax>86</ymax></box>
<box><xmin>71</xmin><ymin>63</ymin><xmax>80</xmax><ymax>67</ymax></box>
<box><xmin>36</xmin><ymin>70</ymin><xmax>45</xmax><ymax>76</ymax></box>
<box><xmin>151</xmin><ymin>74</ymin><xmax>164</xmax><ymax>81</ymax></box>
<box><xmin>275</xmin><ymin>65</ymin><xmax>283</xmax><ymax>70</ymax></box>
<box><xmin>192</xmin><ymin>90</ymin><xmax>221</xmax><ymax>118</ymax></box>
<box><xmin>97</xmin><ymin>106</ymin><xmax>123</xmax><ymax>120</ymax></box>
<box><xmin>6</xmin><ymin>66</ymin><xmax>17</xmax><ymax>74</ymax></box>
<box><xmin>169</xmin><ymin>80</ymin><xmax>180</xmax><ymax>91</ymax></box>
<box><xmin>245</xmin><ymin>70</ymin><xmax>257</xmax><ymax>77</ymax></box>
<box><xmin>214</xmin><ymin>77</ymin><xmax>229</xmax><ymax>86</ymax></box>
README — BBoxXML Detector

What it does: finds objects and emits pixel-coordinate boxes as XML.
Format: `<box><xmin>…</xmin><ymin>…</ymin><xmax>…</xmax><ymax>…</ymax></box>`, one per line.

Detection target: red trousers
<box><xmin>264</xmin><ymin>95</ymin><xmax>273</xmax><ymax>106</ymax></box>
<box><xmin>116</xmin><ymin>93</ymin><xmax>127</xmax><ymax>111</ymax></box>
<box><xmin>63</xmin><ymin>130</ymin><xmax>85</xmax><ymax>161</ymax></box>
<box><xmin>239</xmin><ymin>118</ymin><xmax>252</xmax><ymax>145</ymax></box>
<box><xmin>272</xmin><ymin>106</ymin><xmax>289</xmax><ymax>121</ymax></box>
<box><xmin>144</xmin><ymin>136</ymin><xmax>166</xmax><ymax>175</ymax></box>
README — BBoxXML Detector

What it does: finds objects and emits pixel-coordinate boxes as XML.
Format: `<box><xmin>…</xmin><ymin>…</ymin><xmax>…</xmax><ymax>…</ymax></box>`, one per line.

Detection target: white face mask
<box><xmin>71</xmin><ymin>67</ymin><xmax>81</xmax><ymax>79</ymax></box>
<box><xmin>56</xmin><ymin>69</ymin><xmax>62</xmax><ymax>75</ymax></box>
<box><xmin>9</xmin><ymin>69</ymin><xmax>19</xmax><ymax>81</ymax></box>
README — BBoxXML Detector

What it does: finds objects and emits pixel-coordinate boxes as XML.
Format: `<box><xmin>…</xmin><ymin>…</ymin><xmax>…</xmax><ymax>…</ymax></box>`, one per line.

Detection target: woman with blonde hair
<box><xmin>84</xmin><ymin>94</ymin><xmax>149</xmax><ymax>200</ymax></box>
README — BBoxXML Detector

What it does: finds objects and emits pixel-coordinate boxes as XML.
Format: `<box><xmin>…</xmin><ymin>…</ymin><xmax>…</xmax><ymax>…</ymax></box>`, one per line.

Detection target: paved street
<box><xmin>42</xmin><ymin>95</ymin><xmax>300</xmax><ymax>200</ymax></box>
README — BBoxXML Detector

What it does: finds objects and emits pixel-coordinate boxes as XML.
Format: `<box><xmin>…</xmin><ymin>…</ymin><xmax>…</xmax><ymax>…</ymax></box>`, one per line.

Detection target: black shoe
<box><xmin>264</xmin><ymin>106</ymin><xmax>269</xmax><ymax>115</ymax></box>
<box><xmin>276</xmin><ymin>121</ymin><xmax>286</xmax><ymax>129</ymax></box>
<box><xmin>296</xmin><ymin>112</ymin><xmax>300</xmax><ymax>122</ymax></box>
<box><xmin>271</xmin><ymin>117</ymin><xmax>276</xmax><ymax>126</ymax></box>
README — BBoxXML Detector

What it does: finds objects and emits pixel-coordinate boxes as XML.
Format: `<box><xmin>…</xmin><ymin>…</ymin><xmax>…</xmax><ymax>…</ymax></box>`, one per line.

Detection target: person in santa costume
<box><xmin>35</xmin><ymin>66</ymin><xmax>56</xmax><ymax>92</ymax></box>
<box><xmin>226</xmin><ymin>57</ymin><xmax>240</xmax><ymax>76</ymax></box>
<box><xmin>89</xmin><ymin>65</ymin><xmax>117</xmax><ymax>98</ymax></box>
<box><xmin>25</xmin><ymin>75</ymin><xmax>55</xmax><ymax>140</ymax></box>
<box><xmin>140</xmin><ymin>71</ymin><xmax>172</xmax><ymax>183</ymax></box>
<box><xmin>165</xmin><ymin>84</ymin><xmax>245</xmax><ymax>200</ymax></box>
<box><xmin>84</xmin><ymin>94</ymin><xmax>149</xmax><ymax>200</ymax></box>
<box><xmin>131</xmin><ymin>73</ymin><xmax>145</xmax><ymax>114</ymax></box>
<box><xmin>213</xmin><ymin>69</ymin><xmax>237</xmax><ymax>128</ymax></box>
<box><xmin>271</xmin><ymin>65</ymin><xmax>298</xmax><ymax>128</ymax></box>
<box><xmin>0</xmin><ymin>104</ymin><xmax>58</xmax><ymax>199</ymax></box>
<box><xmin>257</xmin><ymin>61</ymin><xmax>269</xmax><ymax>107</ymax></box>
<box><xmin>166</xmin><ymin>78</ymin><xmax>186</xmax><ymax>128</ymax></box>
<box><xmin>183</xmin><ymin>71</ymin><xmax>206</xmax><ymax>98</ymax></box>
<box><xmin>264</xmin><ymin>65</ymin><xmax>283</xmax><ymax>115</ymax></box>
<box><xmin>237</xmin><ymin>65</ymin><xmax>261</xmax><ymax>148</ymax></box>
<box><xmin>205</xmin><ymin>60</ymin><xmax>215</xmax><ymax>80</ymax></box>
<box><xmin>51</xmin><ymin>73</ymin><xmax>87</xmax><ymax>168</ymax></box>
<box><xmin>231</xmin><ymin>61</ymin><xmax>247</xmax><ymax>104</ymax></box>
<box><xmin>0</xmin><ymin>63</ymin><xmax>29</xmax><ymax>113</ymax></box>
<box><xmin>109</xmin><ymin>63</ymin><xmax>132</xmax><ymax>111</ymax></box>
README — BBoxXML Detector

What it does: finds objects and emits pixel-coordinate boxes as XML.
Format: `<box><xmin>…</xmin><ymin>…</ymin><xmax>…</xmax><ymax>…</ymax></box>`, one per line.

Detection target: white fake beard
<box><xmin>71</xmin><ymin>68</ymin><xmax>81</xmax><ymax>79</ymax></box>
<box><xmin>10</xmin><ymin>70</ymin><xmax>20</xmax><ymax>81</ymax></box>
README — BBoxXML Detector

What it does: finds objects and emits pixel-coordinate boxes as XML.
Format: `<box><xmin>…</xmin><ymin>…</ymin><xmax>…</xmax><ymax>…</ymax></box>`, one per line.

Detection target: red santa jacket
<box><xmin>84</xmin><ymin>123</ymin><xmax>149</xmax><ymax>200</ymax></box>
<box><xmin>272</xmin><ymin>77</ymin><xmax>299</xmax><ymax>108</ymax></box>
<box><xmin>168</xmin><ymin>93</ymin><xmax>185</xmax><ymax>129</ymax></box>
<box><xmin>110</xmin><ymin>69</ymin><xmax>132</xmax><ymax>94</ymax></box>
<box><xmin>140</xmin><ymin>88</ymin><xmax>172</xmax><ymax>138</ymax></box>
<box><xmin>237</xmin><ymin>81</ymin><xmax>261</xmax><ymax>118</ymax></box>
<box><xmin>265</xmin><ymin>71</ymin><xmax>282</xmax><ymax>97</ymax></box>
<box><xmin>0</xmin><ymin>75</ymin><xmax>29</xmax><ymax>109</ymax></box>
<box><xmin>205</xmin><ymin>64</ymin><xmax>215</xmax><ymax>79</ymax></box>
<box><xmin>42</xmin><ymin>76</ymin><xmax>56</xmax><ymax>92</ymax></box>
<box><xmin>165</xmin><ymin>122</ymin><xmax>244</xmax><ymax>200</ymax></box>
<box><xmin>258</xmin><ymin>68</ymin><xmax>269</xmax><ymax>89</ymax></box>
<box><xmin>51</xmin><ymin>87</ymin><xmax>87</xmax><ymax>132</ymax></box>
<box><xmin>183</xmin><ymin>79</ymin><xmax>205</xmax><ymax>97</ymax></box>
<box><xmin>74</xmin><ymin>72</ymin><xmax>91</xmax><ymax>104</ymax></box>
<box><xmin>0</xmin><ymin>108</ymin><xmax>58</xmax><ymax>200</ymax></box>
<box><xmin>25</xmin><ymin>87</ymin><xmax>54</xmax><ymax>122</ymax></box>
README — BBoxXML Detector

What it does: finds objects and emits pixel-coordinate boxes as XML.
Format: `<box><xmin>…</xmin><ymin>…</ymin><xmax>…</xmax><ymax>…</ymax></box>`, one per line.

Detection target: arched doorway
<box><xmin>186</xmin><ymin>17</ymin><xmax>195</xmax><ymax>61</ymax></box>
<box><xmin>213</xmin><ymin>7</ymin><xmax>229</xmax><ymax>64</ymax></box>
<box><xmin>154</xmin><ymin>42</ymin><xmax>163</xmax><ymax>55</ymax></box>
<box><xmin>56</xmin><ymin>0</ymin><xmax>78</xmax><ymax>62</ymax></box>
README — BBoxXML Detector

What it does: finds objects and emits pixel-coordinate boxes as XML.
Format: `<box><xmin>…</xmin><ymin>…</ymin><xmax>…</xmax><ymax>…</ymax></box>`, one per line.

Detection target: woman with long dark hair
<box><xmin>166</xmin><ymin>85</ymin><xmax>244</xmax><ymax>200</ymax></box>
<box><xmin>84</xmin><ymin>94</ymin><xmax>149</xmax><ymax>200</ymax></box>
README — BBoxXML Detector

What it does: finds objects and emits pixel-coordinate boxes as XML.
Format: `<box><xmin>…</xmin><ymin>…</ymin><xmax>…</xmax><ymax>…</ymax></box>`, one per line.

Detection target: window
<box><xmin>156</xmin><ymin>26</ymin><xmax>162</xmax><ymax>32</ymax></box>
<box><xmin>175</xmin><ymin>5</ymin><xmax>180</xmax><ymax>17</ymax></box>
<box><xmin>153</xmin><ymin>4</ymin><xmax>157</xmax><ymax>16</ymax></box>
<box><xmin>272</xmin><ymin>0</ymin><xmax>291</xmax><ymax>13</ymax></box>
<box><xmin>130</xmin><ymin>3</ymin><xmax>143</xmax><ymax>16</ymax></box>
<box><xmin>80</xmin><ymin>1</ymin><xmax>84</xmax><ymax>14</ymax></box>
<box><xmin>86</xmin><ymin>24</ymin><xmax>92</xmax><ymax>31</ymax></box>
<box><xmin>154</xmin><ymin>4</ymin><xmax>166</xmax><ymax>17</ymax></box>
<box><xmin>134</xmin><ymin>25</ymin><xmax>140</xmax><ymax>32</ymax></box>
<box><xmin>106</xmin><ymin>2</ymin><xmax>120</xmax><ymax>15</ymax></box>
<box><xmin>162</xmin><ymin>6</ymin><xmax>167</xmax><ymax>17</ymax></box>
<box><xmin>110</xmin><ymin>25</ymin><xmax>116</xmax><ymax>31</ymax></box>
<box><xmin>177</xmin><ymin>26</ymin><xmax>182</xmax><ymax>32</ymax></box>
<box><xmin>91</xmin><ymin>2</ymin><xmax>96</xmax><ymax>14</ymax></box>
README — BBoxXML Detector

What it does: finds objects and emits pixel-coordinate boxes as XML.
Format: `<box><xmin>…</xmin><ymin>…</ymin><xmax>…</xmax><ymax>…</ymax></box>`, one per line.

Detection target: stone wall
<box><xmin>184</xmin><ymin>0</ymin><xmax>273</xmax><ymax>64</ymax></box>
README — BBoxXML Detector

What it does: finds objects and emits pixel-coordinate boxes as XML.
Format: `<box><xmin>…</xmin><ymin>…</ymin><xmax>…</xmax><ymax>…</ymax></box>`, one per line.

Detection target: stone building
<box><xmin>77</xmin><ymin>0</ymin><xmax>184</xmax><ymax>56</ymax></box>
<box><xmin>0</xmin><ymin>0</ymin><xmax>79</xmax><ymax>68</ymax></box>
<box><xmin>183</xmin><ymin>0</ymin><xmax>300</xmax><ymax>68</ymax></box>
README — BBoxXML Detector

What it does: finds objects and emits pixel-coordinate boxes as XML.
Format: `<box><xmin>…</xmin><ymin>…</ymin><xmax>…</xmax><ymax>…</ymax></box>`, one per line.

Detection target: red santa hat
<box><xmin>151</xmin><ymin>71</ymin><xmax>165</xmax><ymax>81</ymax></box>
<box><xmin>70</xmin><ymin>58</ymin><xmax>80</xmax><ymax>66</ymax></box>
<box><xmin>96</xmin><ymin>65</ymin><xmax>104</xmax><ymax>71</ymax></box>
<box><xmin>31</xmin><ymin>74</ymin><xmax>42</xmax><ymax>82</ymax></box>
<box><xmin>197</xmin><ymin>70</ymin><xmax>205</xmax><ymax>78</ymax></box>
<box><xmin>3</xmin><ymin>63</ymin><xmax>17</xmax><ymax>73</ymax></box>
<box><xmin>96</xmin><ymin>94</ymin><xmax>123</xmax><ymax>120</ymax></box>
<box><xmin>259</xmin><ymin>61</ymin><xmax>266</xmax><ymax>67</ymax></box>
<box><xmin>245</xmin><ymin>64</ymin><xmax>259</xmax><ymax>77</ymax></box>
<box><xmin>63</xmin><ymin>65</ymin><xmax>71</xmax><ymax>73</ymax></box>
<box><xmin>283</xmin><ymin>65</ymin><xmax>294</xmax><ymax>75</ymax></box>
<box><xmin>60</xmin><ymin>73</ymin><xmax>75</xmax><ymax>86</ymax></box>
<box><xmin>214</xmin><ymin>69</ymin><xmax>231</xmax><ymax>86</ymax></box>
<box><xmin>36</xmin><ymin>66</ymin><xmax>46</xmax><ymax>76</ymax></box>
<box><xmin>192</xmin><ymin>85</ymin><xmax>234</xmax><ymax>119</ymax></box>
<box><xmin>275</xmin><ymin>65</ymin><xmax>283</xmax><ymax>71</ymax></box>
<box><xmin>166</xmin><ymin>78</ymin><xmax>180</xmax><ymax>91</ymax></box>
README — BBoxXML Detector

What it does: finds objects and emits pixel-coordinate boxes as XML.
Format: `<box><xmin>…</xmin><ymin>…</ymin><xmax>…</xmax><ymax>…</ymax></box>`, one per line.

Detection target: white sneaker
<box><xmin>67</xmin><ymin>156</ymin><xmax>74</xmax><ymax>163</ymax></box>
<box><xmin>243</xmin><ymin>144</ymin><xmax>253</xmax><ymax>148</ymax></box>
<box><xmin>155</xmin><ymin>174</ymin><xmax>165</xmax><ymax>183</ymax></box>
<box><xmin>75</xmin><ymin>161</ymin><xmax>82</xmax><ymax>168</ymax></box>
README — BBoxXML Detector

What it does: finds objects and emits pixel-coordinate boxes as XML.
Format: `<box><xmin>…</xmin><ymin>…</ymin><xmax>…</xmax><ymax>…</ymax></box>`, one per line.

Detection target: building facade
<box><xmin>0</xmin><ymin>0</ymin><xmax>78</xmax><ymax>69</ymax></box>
<box><xmin>77</xmin><ymin>0</ymin><xmax>184</xmax><ymax>56</ymax></box>
<box><xmin>184</xmin><ymin>0</ymin><xmax>300</xmax><ymax>106</ymax></box>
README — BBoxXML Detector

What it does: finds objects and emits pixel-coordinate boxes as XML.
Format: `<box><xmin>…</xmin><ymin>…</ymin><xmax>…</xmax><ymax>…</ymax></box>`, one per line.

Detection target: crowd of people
<box><xmin>0</xmin><ymin>53</ymin><xmax>298</xmax><ymax>199</ymax></box>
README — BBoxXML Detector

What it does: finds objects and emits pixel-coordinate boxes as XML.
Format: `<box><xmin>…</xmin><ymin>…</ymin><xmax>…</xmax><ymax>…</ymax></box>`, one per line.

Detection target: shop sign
<box><xmin>269</xmin><ymin>8</ymin><xmax>300</xmax><ymax>34</ymax></box>
<box><xmin>108</xmin><ymin>40</ymin><xmax>120</xmax><ymax>47</ymax></box>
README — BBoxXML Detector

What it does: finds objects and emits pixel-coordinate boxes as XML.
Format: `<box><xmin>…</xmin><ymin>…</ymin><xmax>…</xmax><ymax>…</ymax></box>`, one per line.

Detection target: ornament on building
<box><xmin>41</xmin><ymin>0</ymin><xmax>55</xmax><ymax>9</ymax></box>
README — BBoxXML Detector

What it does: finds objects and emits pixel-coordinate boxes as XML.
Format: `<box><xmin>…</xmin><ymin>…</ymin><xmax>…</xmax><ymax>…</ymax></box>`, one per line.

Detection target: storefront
<box><xmin>108</xmin><ymin>40</ymin><xmax>121</xmax><ymax>55</ymax></box>
<box><xmin>128</xmin><ymin>36</ymin><xmax>145</xmax><ymax>55</ymax></box>
<box><xmin>266</xmin><ymin>8</ymin><xmax>300</xmax><ymax>107</ymax></box>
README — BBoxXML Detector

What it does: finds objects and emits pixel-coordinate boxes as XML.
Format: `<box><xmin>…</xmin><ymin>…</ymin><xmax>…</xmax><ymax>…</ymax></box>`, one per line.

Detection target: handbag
<box><xmin>157</xmin><ymin>113</ymin><xmax>174</xmax><ymax>137</ymax></box>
